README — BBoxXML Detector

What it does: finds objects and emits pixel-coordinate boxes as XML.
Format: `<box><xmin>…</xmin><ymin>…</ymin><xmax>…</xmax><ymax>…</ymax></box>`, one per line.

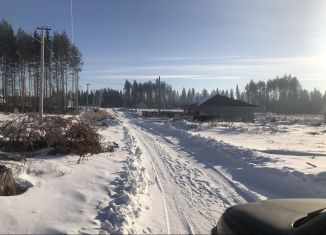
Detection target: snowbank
<box><xmin>98</xmin><ymin>126</ymin><xmax>149</xmax><ymax>234</ymax></box>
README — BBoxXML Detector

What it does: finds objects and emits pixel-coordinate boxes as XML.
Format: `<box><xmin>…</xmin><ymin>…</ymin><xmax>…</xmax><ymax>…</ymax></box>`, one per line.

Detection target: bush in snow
<box><xmin>46</xmin><ymin>117</ymin><xmax>103</xmax><ymax>156</ymax></box>
<box><xmin>0</xmin><ymin>114</ymin><xmax>102</xmax><ymax>156</ymax></box>
<box><xmin>81</xmin><ymin>109</ymin><xmax>111</xmax><ymax>124</ymax></box>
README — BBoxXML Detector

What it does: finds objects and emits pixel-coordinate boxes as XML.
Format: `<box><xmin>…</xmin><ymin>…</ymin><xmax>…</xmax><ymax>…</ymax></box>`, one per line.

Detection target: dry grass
<box><xmin>81</xmin><ymin>109</ymin><xmax>111</xmax><ymax>124</ymax></box>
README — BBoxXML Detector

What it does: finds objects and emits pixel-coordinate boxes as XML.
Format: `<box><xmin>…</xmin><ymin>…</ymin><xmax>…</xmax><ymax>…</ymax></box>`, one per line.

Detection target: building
<box><xmin>185</xmin><ymin>94</ymin><xmax>260</xmax><ymax>122</ymax></box>
<box><xmin>142</xmin><ymin>110</ymin><xmax>185</xmax><ymax>118</ymax></box>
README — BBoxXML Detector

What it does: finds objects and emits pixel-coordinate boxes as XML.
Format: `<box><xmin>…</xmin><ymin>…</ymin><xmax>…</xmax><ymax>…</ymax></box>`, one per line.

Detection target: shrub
<box><xmin>311</xmin><ymin>122</ymin><xmax>322</xmax><ymax>127</ymax></box>
<box><xmin>0</xmin><ymin>114</ymin><xmax>102</xmax><ymax>156</ymax></box>
<box><xmin>81</xmin><ymin>109</ymin><xmax>111</xmax><ymax>124</ymax></box>
<box><xmin>49</xmin><ymin>120</ymin><xmax>102</xmax><ymax>155</ymax></box>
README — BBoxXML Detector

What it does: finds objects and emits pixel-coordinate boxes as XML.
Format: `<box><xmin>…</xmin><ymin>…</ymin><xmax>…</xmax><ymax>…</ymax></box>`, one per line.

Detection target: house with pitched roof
<box><xmin>185</xmin><ymin>94</ymin><xmax>259</xmax><ymax>122</ymax></box>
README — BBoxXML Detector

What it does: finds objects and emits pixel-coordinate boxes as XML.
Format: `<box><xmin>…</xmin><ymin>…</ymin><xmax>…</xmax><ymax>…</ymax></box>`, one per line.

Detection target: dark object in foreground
<box><xmin>0</xmin><ymin>165</ymin><xmax>16</xmax><ymax>196</ymax></box>
<box><xmin>212</xmin><ymin>199</ymin><xmax>326</xmax><ymax>235</ymax></box>
<box><xmin>0</xmin><ymin>165</ymin><xmax>31</xmax><ymax>196</ymax></box>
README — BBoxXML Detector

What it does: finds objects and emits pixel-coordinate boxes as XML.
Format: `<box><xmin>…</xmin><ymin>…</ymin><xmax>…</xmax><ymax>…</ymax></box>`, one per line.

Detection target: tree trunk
<box><xmin>3</xmin><ymin>59</ymin><xmax>8</xmax><ymax>107</ymax></box>
<box><xmin>28</xmin><ymin>65</ymin><xmax>32</xmax><ymax>108</ymax></box>
<box><xmin>1</xmin><ymin>60</ymin><xmax>6</xmax><ymax>105</ymax></box>
<box><xmin>61</xmin><ymin>64</ymin><xmax>65</xmax><ymax>112</ymax></box>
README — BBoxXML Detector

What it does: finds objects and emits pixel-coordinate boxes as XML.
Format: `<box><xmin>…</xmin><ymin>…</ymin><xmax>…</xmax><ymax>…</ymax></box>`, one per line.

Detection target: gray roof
<box><xmin>192</xmin><ymin>94</ymin><xmax>258</xmax><ymax>108</ymax></box>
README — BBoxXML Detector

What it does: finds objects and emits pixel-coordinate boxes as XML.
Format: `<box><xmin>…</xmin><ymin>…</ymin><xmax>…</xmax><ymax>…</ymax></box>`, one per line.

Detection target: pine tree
<box><xmin>235</xmin><ymin>85</ymin><xmax>240</xmax><ymax>100</ymax></box>
<box><xmin>229</xmin><ymin>89</ymin><xmax>234</xmax><ymax>99</ymax></box>
<box><xmin>201</xmin><ymin>89</ymin><xmax>209</xmax><ymax>98</ymax></box>
<box><xmin>0</xmin><ymin>19</ymin><xmax>83</xmax><ymax>112</ymax></box>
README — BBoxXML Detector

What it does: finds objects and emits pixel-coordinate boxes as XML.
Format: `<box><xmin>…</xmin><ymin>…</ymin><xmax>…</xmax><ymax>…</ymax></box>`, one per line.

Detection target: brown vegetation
<box><xmin>0</xmin><ymin>114</ymin><xmax>102</xmax><ymax>156</ymax></box>
<box><xmin>81</xmin><ymin>109</ymin><xmax>111</xmax><ymax>124</ymax></box>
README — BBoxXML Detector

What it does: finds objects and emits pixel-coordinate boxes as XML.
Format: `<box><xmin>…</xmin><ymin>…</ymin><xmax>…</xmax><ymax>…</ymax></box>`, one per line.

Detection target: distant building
<box><xmin>185</xmin><ymin>94</ymin><xmax>259</xmax><ymax>122</ymax></box>
<box><xmin>142</xmin><ymin>110</ymin><xmax>184</xmax><ymax>118</ymax></box>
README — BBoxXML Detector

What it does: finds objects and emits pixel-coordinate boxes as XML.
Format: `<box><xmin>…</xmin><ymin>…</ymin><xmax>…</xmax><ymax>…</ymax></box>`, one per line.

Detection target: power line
<box><xmin>70</xmin><ymin>0</ymin><xmax>74</xmax><ymax>43</ymax></box>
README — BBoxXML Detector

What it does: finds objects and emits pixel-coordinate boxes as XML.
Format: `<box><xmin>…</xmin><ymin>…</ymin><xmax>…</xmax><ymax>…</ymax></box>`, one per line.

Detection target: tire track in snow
<box><xmin>154</xmin><ymin>133</ymin><xmax>261</xmax><ymax>204</ymax></box>
<box><xmin>135</xmin><ymin>127</ymin><xmax>216</xmax><ymax>233</ymax></box>
<box><xmin>123</xmin><ymin>118</ymin><xmax>198</xmax><ymax>234</ymax></box>
<box><xmin>116</xmin><ymin>114</ymin><xmax>171</xmax><ymax>234</ymax></box>
<box><xmin>119</xmin><ymin>113</ymin><xmax>249</xmax><ymax>234</ymax></box>
<box><xmin>151</xmin><ymin>164</ymin><xmax>171</xmax><ymax>234</ymax></box>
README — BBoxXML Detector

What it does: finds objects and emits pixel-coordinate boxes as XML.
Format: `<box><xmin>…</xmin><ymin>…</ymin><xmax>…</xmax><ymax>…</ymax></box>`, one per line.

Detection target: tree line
<box><xmin>80</xmin><ymin>75</ymin><xmax>326</xmax><ymax>114</ymax></box>
<box><xmin>242</xmin><ymin>75</ymin><xmax>326</xmax><ymax>114</ymax></box>
<box><xmin>0</xmin><ymin>19</ymin><xmax>83</xmax><ymax>112</ymax></box>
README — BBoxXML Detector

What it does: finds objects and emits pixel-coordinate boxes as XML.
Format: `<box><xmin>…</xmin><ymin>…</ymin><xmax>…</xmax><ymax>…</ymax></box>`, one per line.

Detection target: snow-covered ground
<box><xmin>119</xmin><ymin>113</ymin><xmax>254</xmax><ymax>234</ymax></box>
<box><xmin>173</xmin><ymin>115</ymin><xmax>326</xmax><ymax>175</ymax></box>
<box><xmin>0</xmin><ymin>112</ymin><xmax>147</xmax><ymax>234</ymax></box>
<box><xmin>0</xmin><ymin>111</ymin><xmax>325</xmax><ymax>234</ymax></box>
<box><xmin>119</xmin><ymin>111</ymin><xmax>326</xmax><ymax>233</ymax></box>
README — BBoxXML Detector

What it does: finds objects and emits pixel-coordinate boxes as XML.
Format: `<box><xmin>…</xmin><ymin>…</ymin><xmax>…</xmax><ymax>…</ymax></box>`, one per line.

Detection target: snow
<box><xmin>0</xmin><ymin>153</ymin><xmax>122</xmax><ymax>234</ymax></box>
<box><xmin>98</xmin><ymin>126</ymin><xmax>149</xmax><ymax>234</ymax></box>
<box><xmin>0</xmin><ymin>112</ymin><xmax>137</xmax><ymax>234</ymax></box>
<box><xmin>168</xmin><ymin>116</ymin><xmax>326</xmax><ymax>197</ymax></box>
<box><xmin>119</xmin><ymin>112</ymin><xmax>257</xmax><ymax>233</ymax></box>
<box><xmin>0</xmin><ymin>110</ymin><xmax>325</xmax><ymax>234</ymax></box>
<box><xmin>177</xmin><ymin>116</ymin><xmax>326</xmax><ymax>175</ymax></box>
<box><xmin>119</xmin><ymin>112</ymin><xmax>326</xmax><ymax>232</ymax></box>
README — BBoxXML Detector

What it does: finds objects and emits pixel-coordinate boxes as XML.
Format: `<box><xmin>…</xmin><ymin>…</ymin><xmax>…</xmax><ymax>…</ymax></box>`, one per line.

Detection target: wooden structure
<box><xmin>142</xmin><ymin>110</ymin><xmax>185</xmax><ymax>118</ymax></box>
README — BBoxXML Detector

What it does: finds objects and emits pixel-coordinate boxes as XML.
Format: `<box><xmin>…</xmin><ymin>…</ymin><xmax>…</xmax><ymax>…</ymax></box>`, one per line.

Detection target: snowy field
<box><xmin>0</xmin><ymin>110</ymin><xmax>325</xmax><ymax>234</ymax></box>
<box><xmin>173</xmin><ymin>114</ymin><xmax>326</xmax><ymax>175</ymax></box>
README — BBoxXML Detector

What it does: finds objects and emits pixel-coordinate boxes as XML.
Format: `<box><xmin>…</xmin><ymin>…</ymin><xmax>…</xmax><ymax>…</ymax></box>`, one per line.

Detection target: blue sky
<box><xmin>1</xmin><ymin>0</ymin><xmax>326</xmax><ymax>92</ymax></box>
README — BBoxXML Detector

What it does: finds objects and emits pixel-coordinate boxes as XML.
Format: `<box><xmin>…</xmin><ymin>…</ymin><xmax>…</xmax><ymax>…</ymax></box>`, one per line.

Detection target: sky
<box><xmin>1</xmin><ymin>0</ymin><xmax>326</xmax><ymax>92</ymax></box>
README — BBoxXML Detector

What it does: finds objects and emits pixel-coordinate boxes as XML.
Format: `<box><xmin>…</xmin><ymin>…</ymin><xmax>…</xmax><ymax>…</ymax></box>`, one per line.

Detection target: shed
<box><xmin>185</xmin><ymin>94</ymin><xmax>259</xmax><ymax>122</ymax></box>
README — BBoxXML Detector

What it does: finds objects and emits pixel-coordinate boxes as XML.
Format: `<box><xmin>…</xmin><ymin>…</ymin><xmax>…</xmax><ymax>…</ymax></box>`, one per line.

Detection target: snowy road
<box><xmin>118</xmin><ymin>112</ymin><xmax>259</xmax><ymax>234</ymax></box>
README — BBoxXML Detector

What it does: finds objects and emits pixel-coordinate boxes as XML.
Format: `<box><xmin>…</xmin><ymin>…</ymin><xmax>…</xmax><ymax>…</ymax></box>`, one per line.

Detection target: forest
<box><xmin>0</xmin><ymin>19</ymin><xmax>83</xmax><ymax>112</ymax></box>
<box><xmin>79</xmin><ymin>75</ymin><xmax>326</xmax><ymax>115</ymax></box>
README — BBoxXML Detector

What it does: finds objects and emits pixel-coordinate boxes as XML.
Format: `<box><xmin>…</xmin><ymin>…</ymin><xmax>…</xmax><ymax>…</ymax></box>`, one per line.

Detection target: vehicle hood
<box><xmin>225</xmin><ymin>198</ymin><xmax>326</xmax><ymax>234</ymax></box>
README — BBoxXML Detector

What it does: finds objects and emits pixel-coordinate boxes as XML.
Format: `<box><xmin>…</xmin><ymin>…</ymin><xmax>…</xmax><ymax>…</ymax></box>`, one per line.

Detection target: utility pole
<box><xmin>158</xmin><ymin>76</ymin><xmax>161</xmax><ymax>115</ymax></box>
<box><xmin>71</xmin><ymin>71</ymin><xmax>74</xmax><ymax>108</ymax></box>
<box><xmin>71</xmin><ymin>0</ymin><xmax>78</xmax><ymax>113</ymax></box>
<box><xmin>98</xmin><ymin>91</ymin><xmax>103</xmax><ymax>108</ymax></box>
<box><xmin>37</xmin><ymin>26</ymin><xmax>51</xmax><ymax>123</ymax></box>
<box><xmin>86</xmin><ymin>83</ymin><xmax>90</xmax><ymax>112</ymax></box>
<box><xmin>71</xmin><ymin>70</ymin><xmax>79</xmax><ymax>113</ymax></box>
<box><xmin>75</xmin><ymin>72</ymin><xmax>79</xmax><ymax>113</ymax></box>
<box><xmin>123</xmin><ymin>86</ymin><xmax>127</xmax><ymax>111</ymax></box>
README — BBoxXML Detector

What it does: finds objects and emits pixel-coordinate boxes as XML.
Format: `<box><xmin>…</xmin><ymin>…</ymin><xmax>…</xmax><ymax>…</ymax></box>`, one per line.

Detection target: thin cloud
<box><xmin>81</xmin><ymin>55</ymin><xmax>326</xmax><ymax>85</ymax></box>
<box><xmin>81</xmin><ymin>74</ymin><xmax>204</xmax><ymax>80</ymax></box>
<box><xmin>231</xmin><ymin>56</ymin><xmax>323</xmax><ymax>65</ymax></box>
<box><xmin>153</xmin><ymin>55</ymin><xmax>244</xmax><ymax>61</ymax></box>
